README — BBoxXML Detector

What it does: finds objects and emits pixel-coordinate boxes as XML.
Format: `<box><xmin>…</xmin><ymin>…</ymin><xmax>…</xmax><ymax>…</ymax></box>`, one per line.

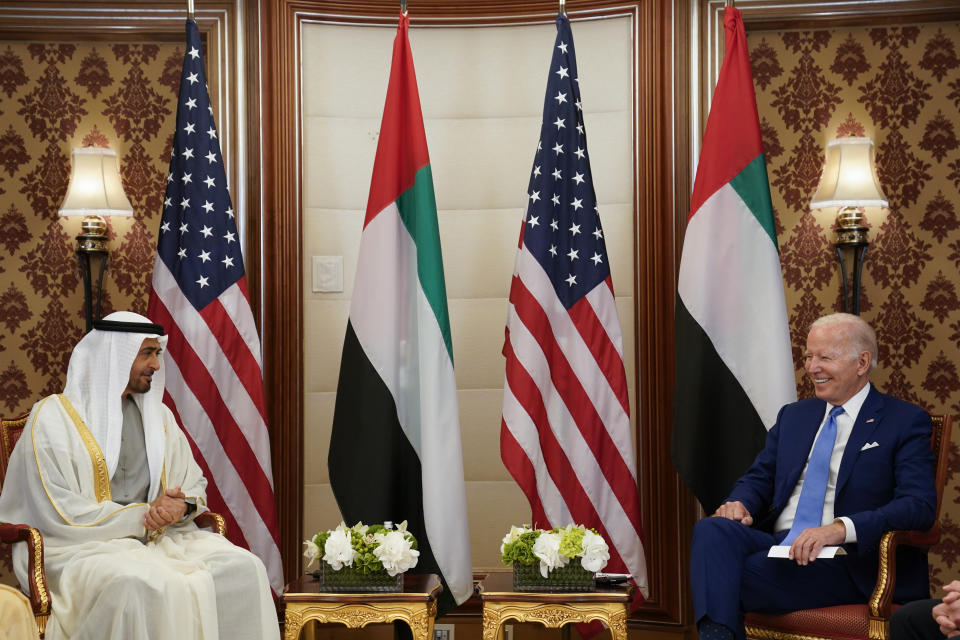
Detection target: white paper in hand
<box><xmin>768</xmin><ymin>545</ymin><xmax>846</xmax><ymax>559</ymax></box>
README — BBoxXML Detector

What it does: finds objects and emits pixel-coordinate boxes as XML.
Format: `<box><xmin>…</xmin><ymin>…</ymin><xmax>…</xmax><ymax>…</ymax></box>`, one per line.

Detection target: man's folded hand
<box><xmin>144</xmin><ymin>485</ymin><xmax>188</xmax><ymax>530</ymax></box>
<box><xmin>713</xmin><ymin>501</ymin><xmax>753</xmax><ymax>526</ymax></box>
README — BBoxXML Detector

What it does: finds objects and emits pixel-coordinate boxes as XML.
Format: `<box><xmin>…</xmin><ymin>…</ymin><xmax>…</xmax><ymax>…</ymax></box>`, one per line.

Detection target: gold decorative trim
<box><xmin>33</xmin><ymin>397</ymin><xmax>141</xmax><ymax>527</ymax></box>
<box><xmin>209</xmin><ymin>512</ymin><xmax>226</xmax><ymax>536</ymax></box>
<box><xmin>161</xmin><ymin>420</ymin><xmax>169</xmax><ymax>493</ymax></box>
<box><xmin>608</xmin><ymin>608</ymin><xmax>628</xmax><ymax>638</ymax></box>
<box><xmin>283</xmin><ymin>601</ymin><xmax>435</xmax><ymax>640</ymax></box>
<box><xmin>870</xmin><ymin>532</ymin><xmax>893</xmax><ymax>616</ymax></box>
<box><xmin>27</xmin><ymin>527</ymin><xmax>49</xmax><ymax>614</ymax></box>
<box><xmin>283</xmin><ymin>608</ymin><xmax>303</xmax><ymax>640</ymax></box>
<box><xmin>868</xmin><ymin>617</ymin><xmax>887</xmax><ymax>640</ymax></box>
<box><xmin>147</xmin><ymin>526</ymin><xmax>168</xmax><ymax>543</ymax></box>
<box><xmin>745</xmin><ymin>625</ymin><xmax>835</xmax><ymax>640</ymax></box>
<box><xmin>58</xmin><ymin>395</ymin><xmax>111</xmax><ymax>502</ymax></box>
<box><xmin>482</xmin><ymin>601</ymin><xmax>629</xmax><ymax>640</ymax></box>
<box><xmin>481</xmin><ymin>609</ymin><xmax>501</xmax><ymax>640</ymax></box>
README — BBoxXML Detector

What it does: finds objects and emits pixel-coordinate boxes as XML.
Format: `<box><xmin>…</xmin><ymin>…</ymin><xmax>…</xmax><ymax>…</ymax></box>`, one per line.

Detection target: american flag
<box><xmin>147</xmin><ymin>18</ymin><xmax>283</xmax><ymax>593</ymax></box>
<box><xmin>499</xmin><ymin>14</ymin><xmax>648</xmax><ymax>600</ymax></box>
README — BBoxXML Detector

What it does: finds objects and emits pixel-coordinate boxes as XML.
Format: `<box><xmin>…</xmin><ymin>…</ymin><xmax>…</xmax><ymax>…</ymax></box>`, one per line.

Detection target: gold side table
<box><xmin>479</xmin><ymin>571</ymin><xmax>633</xmax><ymax>640</ymax></box>
<box><xmin>282</xmin><ymin>573</ymin><xmax>442</xmax><ymax>640</ymax></box>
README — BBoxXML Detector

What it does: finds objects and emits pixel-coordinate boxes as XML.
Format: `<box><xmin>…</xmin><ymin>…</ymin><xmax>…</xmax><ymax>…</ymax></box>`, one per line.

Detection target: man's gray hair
<box><xmin>809</xmin><ymin>313</ymin><xmax>878</xmax><ymax>370</ymax></box>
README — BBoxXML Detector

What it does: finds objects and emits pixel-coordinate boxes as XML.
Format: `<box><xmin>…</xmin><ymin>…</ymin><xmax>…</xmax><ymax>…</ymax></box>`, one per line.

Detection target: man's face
<box><xmin>124</xmin><ymin>337</ymin><xmax>162</xmax><ymax>397</ymax></box>
<box><xmin>803</xmin><ymin>325</ymin><xmax>870</xmax><ymax>406</ymax></box>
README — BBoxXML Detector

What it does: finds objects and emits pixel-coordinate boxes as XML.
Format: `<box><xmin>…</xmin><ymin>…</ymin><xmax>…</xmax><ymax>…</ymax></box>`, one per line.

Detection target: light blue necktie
<box><xmin>782</xmin><ymin>405</ymin><xmax>845</xmax><ymax>545</ymax></box>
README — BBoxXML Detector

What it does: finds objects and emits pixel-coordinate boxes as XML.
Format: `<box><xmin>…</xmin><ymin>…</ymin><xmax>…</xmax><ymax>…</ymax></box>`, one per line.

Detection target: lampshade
<box><xmin>809</xmin><ymin>137</ymin><xmax>888</xmax><ymax>210</ymax></box>
<box><xmin>58</xmin><ymin>147</ymin><xmax>134</xmax><ymax>217</ymax></box>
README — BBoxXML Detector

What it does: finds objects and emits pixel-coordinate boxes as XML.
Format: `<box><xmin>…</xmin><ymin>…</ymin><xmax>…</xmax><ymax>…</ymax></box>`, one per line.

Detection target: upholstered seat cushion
<box><xmin>746</xmin><ymin>604</ymin><xmax>901</xmax><ymax>640</ymax></box>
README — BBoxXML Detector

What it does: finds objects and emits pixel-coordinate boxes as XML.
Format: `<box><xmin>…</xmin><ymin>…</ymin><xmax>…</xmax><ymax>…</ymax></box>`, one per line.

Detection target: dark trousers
<box><xmin>891</xmin><ymin>599</ymin><xmax>945</xmax><ymax>640</ymax></box>
<box><xmin>691</xmin><ymin>517</ymin><xmax>865</xmax><ymax>640</ymax></box>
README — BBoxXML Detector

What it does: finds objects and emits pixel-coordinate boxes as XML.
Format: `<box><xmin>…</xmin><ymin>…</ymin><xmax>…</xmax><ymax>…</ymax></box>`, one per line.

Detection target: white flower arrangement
<box><xmin>500</xmin><ymin>524</ymin><xmax>610</xmax><ymax>578</ymax></box>
<box><xmin>303</xmin><ymin>520</ymin><xmax>419</xmax><ymax>577</ymax></box>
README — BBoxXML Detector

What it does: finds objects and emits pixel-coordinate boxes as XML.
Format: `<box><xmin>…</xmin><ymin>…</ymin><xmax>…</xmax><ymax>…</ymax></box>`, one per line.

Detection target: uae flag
<box><xmin>328</xmin><ymin>11</ymin><xmax>473</xmax><ymax>614</ymax></box>
<box><xmin>672</xmin><ymin>6</ymin><xmax>796</xmax><ymax>515</ymax></box>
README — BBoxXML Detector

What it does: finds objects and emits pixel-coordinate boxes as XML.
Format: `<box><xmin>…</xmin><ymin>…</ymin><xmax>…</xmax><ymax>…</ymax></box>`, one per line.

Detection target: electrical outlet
<box><xmin>434</xmin><ymin>623</ymin><xmax>455</xmax><ymax>640</ymax></box>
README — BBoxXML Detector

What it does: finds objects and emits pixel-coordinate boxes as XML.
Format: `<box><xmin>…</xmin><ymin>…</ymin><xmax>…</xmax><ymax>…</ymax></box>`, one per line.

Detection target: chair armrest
<box><xmin>195</xmin><ymin>511</ymin><xmax>227</xmax><ymax>537</ymax></box>
<box><xmin>869</xmin><ymin>528</ymin><xmax>937</xmax><ymax>621</ymax></box>
<box><xmin>0</xmin><ymin>523</ymin><xmax>50</xmax><ymax>618</ymax></box>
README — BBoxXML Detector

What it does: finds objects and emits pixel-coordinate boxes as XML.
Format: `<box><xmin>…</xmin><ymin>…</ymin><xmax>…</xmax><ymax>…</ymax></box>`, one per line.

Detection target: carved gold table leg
<box><xmin>407</xmin><ymin>599</ymin><xmax>438</xmax><ymax>640</ymax></box>
<box><xmin>482</xmin><ymin>604</ymin><xmax>505</xmax><ymax>640</ymax></box>
<box><xmin>283</xmin><ymin>606</ymin><xmax>305</xmax><ymax>640</ymax></box>
<box><xmin>608</xmin><ymin>607</ymin><xmax>627</xmax><ymax>640</ymax></box>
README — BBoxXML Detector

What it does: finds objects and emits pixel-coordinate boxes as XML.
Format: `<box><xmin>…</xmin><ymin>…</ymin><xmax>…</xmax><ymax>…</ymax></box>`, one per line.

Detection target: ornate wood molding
<box><xmin>258</xmin><ymin>0</ymin><xmax>304</xmax><ymax>588</ymax></box>
<box><xmin>260</xmin><ymin>0</ymin><xmax>690</xmax><ymax>627</ymax></box>
<box><xmin>704</xmin><ymin>0</ymin><xmax>960</xmax><ymax>34</ymax></box>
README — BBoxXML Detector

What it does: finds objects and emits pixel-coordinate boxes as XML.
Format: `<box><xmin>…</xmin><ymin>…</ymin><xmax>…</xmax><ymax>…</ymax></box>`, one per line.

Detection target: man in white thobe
<box><xmin>0</xmin><ymin>311</ymin><xmax>279</xmax><ymax>640</ymax></box>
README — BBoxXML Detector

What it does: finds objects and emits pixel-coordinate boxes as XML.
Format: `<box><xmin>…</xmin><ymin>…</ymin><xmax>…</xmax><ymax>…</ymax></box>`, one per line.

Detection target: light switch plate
<box><xmin>312</xmin><ymin>255</ymin><xmax>343</xmax><ymax>292</ymax></box>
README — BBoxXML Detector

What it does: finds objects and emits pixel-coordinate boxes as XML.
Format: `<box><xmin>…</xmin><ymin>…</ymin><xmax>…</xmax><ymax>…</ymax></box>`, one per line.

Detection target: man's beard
<box><xmin>130</xmin><ymin>376</ymin><xmax>152</xmax><ymax>394</ymax></box>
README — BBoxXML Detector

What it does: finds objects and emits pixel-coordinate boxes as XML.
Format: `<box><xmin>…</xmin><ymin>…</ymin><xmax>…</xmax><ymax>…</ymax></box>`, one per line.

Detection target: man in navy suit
<box><xmin>690</xmin><ymin>313</ymin><xmax>936</xmax><ymax>640</ymax></box>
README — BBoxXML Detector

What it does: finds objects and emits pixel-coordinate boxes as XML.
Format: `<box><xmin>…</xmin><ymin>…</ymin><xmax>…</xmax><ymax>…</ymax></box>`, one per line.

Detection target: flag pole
<box><xmin>187</xmin><ymin>0</ymin><xmax>194</xmax><ymax>20</ymax></box>
<box><xmin>401</xmin><ymin>0</ymin><xmax>407</xmax><ymax>14</ymax></box>
<box><xmin>559</xmin><ymin>0</ymin><xmax>566</xmax><ymax>16</ymax></box>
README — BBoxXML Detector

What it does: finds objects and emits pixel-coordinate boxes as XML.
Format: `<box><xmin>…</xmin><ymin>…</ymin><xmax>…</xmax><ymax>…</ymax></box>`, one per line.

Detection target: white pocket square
<box><xmin>860</xmin><ymin>441</ymin><xmax>880</xmax><ymax>451</ymax></box>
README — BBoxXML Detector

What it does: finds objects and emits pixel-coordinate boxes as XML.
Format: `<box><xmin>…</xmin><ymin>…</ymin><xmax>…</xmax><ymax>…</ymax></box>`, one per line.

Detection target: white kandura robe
<box><xmin>0</xmin><ymin>394</ymin><xmax>279</xmax><ymax>640</ymax></box>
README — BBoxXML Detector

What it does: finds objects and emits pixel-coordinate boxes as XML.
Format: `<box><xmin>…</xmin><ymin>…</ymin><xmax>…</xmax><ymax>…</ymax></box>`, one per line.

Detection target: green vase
<box><xmin>318</xmin><ymin>561</ymin><xmax>403</xmax><ymax>592</ymax></box>
<box><xmin>512</xmin><ymin>561</ymin><xmax>595</xmax><ymax>592</ymax></box>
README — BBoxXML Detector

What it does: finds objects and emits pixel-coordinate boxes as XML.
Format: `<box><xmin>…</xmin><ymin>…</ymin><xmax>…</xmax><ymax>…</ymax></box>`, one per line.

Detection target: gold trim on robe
<box><xmin>32</xmin><ymin>396</ymin><xmax>145</xmax><ymax>527</ymax></box>
<box><xmin>58</xmin><ymin>395</ymin><xmax>112</xmax><ymax>503</ymax></box>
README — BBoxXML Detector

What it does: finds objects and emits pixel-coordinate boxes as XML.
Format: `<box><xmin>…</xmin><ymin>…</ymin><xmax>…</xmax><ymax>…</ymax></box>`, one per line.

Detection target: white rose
<box><xmin>533</xmin><ymin>531</ymin><xmax>567</xmax><ymax>578</ymax></box>
<box><xmin>373</xmin><ymin>530</ymin><xmax>420</xmax><ymax>576</ymax></box>
<box><xmin>323</xmin><ymin>524</ymin><xmax>357</xmax><ymax>570</ymax></box>
<box><xmin>579</xmin><ymin>530</ymin><xmax>610</xmax><ymax>572</ymax></box>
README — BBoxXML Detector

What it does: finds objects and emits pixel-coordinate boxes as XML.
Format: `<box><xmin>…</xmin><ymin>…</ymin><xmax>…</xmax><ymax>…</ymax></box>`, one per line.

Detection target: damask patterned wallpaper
<box><xmin>747</xmin><ymin>22</ymin><xmax>960</xmax><ymax>588</ymax></box>
<box><xmin>0</xmin><ymin>41</ymin><xmax>181</xmax><ymax>415</ymax></box>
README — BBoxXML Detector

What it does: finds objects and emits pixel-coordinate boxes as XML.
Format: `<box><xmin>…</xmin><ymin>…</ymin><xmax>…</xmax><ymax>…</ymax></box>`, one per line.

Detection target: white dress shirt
<box><xmin>773</xmin><ymin>382</ymin><xmax>871</xmax><ymax>543</ymax></box>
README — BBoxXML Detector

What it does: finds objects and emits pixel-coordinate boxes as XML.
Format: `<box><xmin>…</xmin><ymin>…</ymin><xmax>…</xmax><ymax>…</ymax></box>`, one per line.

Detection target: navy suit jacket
<box><xmin>726</xmin><ymin>386</ymin><xmax>936</xmax><ymax>600</ymax></box>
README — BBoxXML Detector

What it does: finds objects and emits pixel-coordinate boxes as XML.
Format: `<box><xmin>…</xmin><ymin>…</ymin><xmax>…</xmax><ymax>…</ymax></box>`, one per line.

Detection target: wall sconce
<box><xmin>58</xmin><ymin>147</ymin><xmax>134</xmax><ymax>332</ymax></box>
<box><xmin>809</xmin><ymin>137</ymin><xmax>888</xmax><ymax>315</ymax></box>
